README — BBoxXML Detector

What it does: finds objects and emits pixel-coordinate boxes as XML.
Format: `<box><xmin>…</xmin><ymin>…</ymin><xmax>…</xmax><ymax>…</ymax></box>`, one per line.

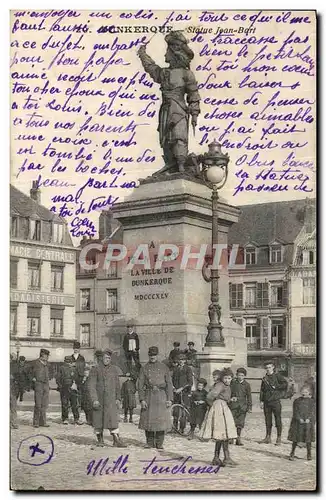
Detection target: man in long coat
<box><xmin>172</xmin><ymin>353</ymin><xmax>193</xmax><ymax>433</ymax></box>
<box><xmin>30</xmin><ymin>349</ymin><xmax>50</xmax><ymax>428</ymax></box>
<box><xmin>88</xmin><ymin>349</ymin><xmax>125</xmax><ymax>447</ymax></box>
<box><xmin>138</xmin><ymin>346</ymin><xmax>173</xmax><ymax>449</ymax></box>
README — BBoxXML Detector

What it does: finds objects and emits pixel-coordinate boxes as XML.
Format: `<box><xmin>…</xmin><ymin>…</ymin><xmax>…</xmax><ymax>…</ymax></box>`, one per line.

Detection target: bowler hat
<box><xmin>73</xmin><ymin>341</ymin><xmax>81</xmax><ymax>349</ymax></box>
<box><xmin>148</xmin><ymin>346</ymin><xmax>158</xmax><ymax>356</ymax></box>
<box><xmin>40</xmin><ymin>349</ymin><xmax>50</xmax><ymax>356</ymax></box>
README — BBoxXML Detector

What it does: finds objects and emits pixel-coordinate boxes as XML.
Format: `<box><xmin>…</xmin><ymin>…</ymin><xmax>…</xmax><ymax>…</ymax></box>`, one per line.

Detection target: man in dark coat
<box><xmin>88</xmin><ymin>349</ymin><xmax>125</xmax><ymax>447</ymax></box>
<box><xmin>138</xmin><ymin>346</ymin><xmax>173</xmax><ymax>449</ymax></box>
<box><xmin>172</xmin><ymin>353</ymin><xmax>193</xmax><ymax>433</ymax></box>
<box><xmin>10</xmin><ymin>357</ymin><xmax>19</xmax><ymax>429</ymax></box>
<box><xmin>168</xmin><ymin>342</ymin><xmax>181</xmax><ymax>365</ymax></box>
<box><xmin>30</xmin><ymin>349</ymin><xmax>50</xmax><ymax>428</ymax></box>
<box><xmin>16</xmin><ymin>356</ymin><xmax>29</xmax><ymax>402</ymax></box>
<box><xmin>71</xmin><ymin>341</ymin><xmax>85</xmax><ymax>391</ymax></box>
<box><xmin>259</xmin><ymin>360</ymin><xmax>288</xmax><ymax>445</ymax></box>
<box><xmin>229</xmin><ymin>368</ymin><xmax>252</xmax><ymax>445</ymax></box>
<box><xmin>56</xmin><ymin>356</ymin><xmax>82</xmax><ymax>425</ymax></box>
<box><xmin>123</xmin><ymin>322</ymin><xmax>140</xmax><ymax>373</ymax></box>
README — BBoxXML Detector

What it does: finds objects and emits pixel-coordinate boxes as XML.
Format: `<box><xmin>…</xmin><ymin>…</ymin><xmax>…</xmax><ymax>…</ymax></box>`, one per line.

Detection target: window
<box><xmin>229</xmin><ymin>283</ymin><xmax>243</xmax><ymax>309</ymax></box>
<box><xmin>80</xmin><ymin>324</ymin><xmax>90</xmax><ymax>347</ymax></box>
<box><xmin>107</xmin><ymin>261</ymin><xmax>118</xmax><ymax>278</ymax></box>
<box><xmin>270</xmin><ymin>245</ymin><xmax>282</xmax><ymax>263</ymax></box>
<box><xmin>51</xmin><ymin>266</ymin><xmax>63</xmax><ymax>291</ymax></box>
<box><xmin>246</xmin><ymin>318</ymin><xmax>259</xmax><ymax>348</ymax></box>
<box><xmin>50</xmin><ymin>308</ymin><xmax>63</xmax><ymax>336</ymax></box>
<box><xmin>301</xmin><ymin>317</ymin><xmax>316</xmax><ymax>344</ymax></box>
<box><xmin>28</xmin><ymin>262</ymin><xmax>40</xmax><ymax>289</ymax></box>
<box><xmin>53</xmin><ymin>223</ymin><xmax>64</xmax><ymax>244</ymax></box>
<box><xmin>80</xmin><ymin>289</ymin><xmax>91</xmax><ymax>310</ymax></box>
<box><xmin>271</xmin><ymin>318</ymin><xmax>285</xmax><ymax>348</ymax></box>
<box><xmin>303</xmin><ymin>278</ymin><xmax>315</xmax><ymax>305</ymax></box>
<box><xmin>106</xmin><ymin>289</ymin><xmax>118</xmax><ymax>312</ymax></box>
<box><xmin>257</xmin><ymin>282</ymin><xmax>269</xmax><ymax>307</ymax></box>
<box><xmin>10</xmin><ymin>307</ymin><xmax>17</xmax><ymax>336</ymax></box>
<box><xmin>309</xmin><ymin>251</ymin><xmax>315</xmax><ymax>265</ymax></box>
<box><xmin>29</xmin><ymin>219</ymin><xmax>41</xmax><ymax>240</ymax></box>
<box><xmin>27</xmin><ymin>307</ymin><xmax>41</xmax><ymax>336</ymax></box>
<box><xmin>10</xmin><ymin>260</ymin><xmax>18</xmax><ymax>288</ymax></box>
<box><xmin>245</xmin><ymin>283</ymin><xmax>256</xmax><ymax>307</ymax></box>
<box><xmin>245</xmin><ymin>247</ymin><xmax>256</xmax><ymax>265</ymax></box>
<box><xmin>270</xmin><ymin>282</ymin><xmax>283</xmax><ymax>307</ymax></box>
<box><xmin>11</xmin><ymin>217</ymin><xmax>18</xmax><ymax>237</ymax></box>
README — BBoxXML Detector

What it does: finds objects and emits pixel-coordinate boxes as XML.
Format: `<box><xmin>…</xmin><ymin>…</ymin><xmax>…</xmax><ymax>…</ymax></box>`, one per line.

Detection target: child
<box><xmin>229</xmin><ymin>368</ymin><xmax>252</xmax><ymax>446</ymax></box>
<box><xmin>188</xmin><ymin>378</ymin><xmax>208</xmax><ymax>440</ymax></box>
<box><xmin>211</xmin><ymin>369</ymin><xmax>221</xmax><ymax>387</ymax></box>
<box><xmin>121</xmin><ymin>372</ymin><xmax>137</xmax><ymax>423</ymax></box>
<box><xmin>288</xmin><ymin>385</ymin><xmax>315</xmax><ymax>461</ymax></box>
<box><xmin>199</xmin><ymin>367</ymin><xmax>237</xmax><ymax>467</ymax></box>
<box><xmin>81</xmin><ymin>363</ymin><xmax>93</xmax><ymax>425</ymax></box>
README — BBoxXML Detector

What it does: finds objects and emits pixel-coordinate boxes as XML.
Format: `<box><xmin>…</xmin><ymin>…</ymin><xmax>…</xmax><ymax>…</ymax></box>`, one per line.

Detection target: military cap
<box><xmin>19</xmin><ymin>356</ymin><xmax>26</xmax><ymax>361</ymax></box>
<box><xmin>64</xmin><ymin>356</ymin><xmax>72</xmax><ymax>363</ymax></box>
<box><xmin>198</xmin><ymin>378</ymin><xmax>207</xmax><ymax>386</ymax></box>
<box><xmin>173</xmin><ymin>342</ymin><xmax>180</xmax><ymax>347</ymax></box>
<box><xmin>73</xmin><ymin>341</ymin><xmax>81</xmax><ymax>349</ymax></box>
<box><xmin>148</xmin><ymin>346</ymin><xmax>159</xmax><ymax>356</ymax></box>
<box><xmin>40</xmin><ymin>348</ymin><xmax>50</xmax><ymax>356</ymax></box>
<box><xmin>236</xmin><ymin>367</ymin><xmax>247</xmax><ymax>376</ymax></box>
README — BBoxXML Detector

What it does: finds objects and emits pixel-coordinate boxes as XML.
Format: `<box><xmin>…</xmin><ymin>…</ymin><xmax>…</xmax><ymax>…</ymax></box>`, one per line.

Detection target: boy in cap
<box><xmin>138</xmin><ymin>346</ymin><xmax>173</xmax><ymax>449</ymax></box>
<box><xmin>30</xmin><ymin>349</ymin><xmax>50</xmax><ymax>428</ymax></box>
<box><xmin>229</xmin><ymin>368</ymin><xmax>252</xmax><ymax>445</ymax></box>
<box><xmin>88</xmin><ymin>349</ymin><xmax>125</xmax><ymax>447</ymax></box>
<box><xmin>259</xmin><ymin>360</ymin><xmax>288</xmax><ymax>445</ymax></box>
<box><xmin>188</xmin><ymin>378</ymin><xmax>208</xmax><ymax>440</ymax></box>
<box><xmin>172</xmin><ymin>353</ymin><xmax>193</xmax><ymax>433</ymax></box>
<box><xmin>56</xmin><ymin>356</ymin><xmax>83</xmax><ymax>425</ymax></box>
<box><xmin>121</xmin><ymin>372</ymin><xmax>137</xmax><ymax>423</ymax></box>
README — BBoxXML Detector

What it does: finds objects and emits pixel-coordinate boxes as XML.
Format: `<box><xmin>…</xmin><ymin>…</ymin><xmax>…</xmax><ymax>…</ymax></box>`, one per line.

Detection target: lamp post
<box><xmin>15</xmin><ymin>340</ymin><xmax>21</xmax><ymax>362</ymax></box>
<box><xmin>197</xmin><ymin>140</ymin><xmax>230</xmax><ymax>347</ymax></box>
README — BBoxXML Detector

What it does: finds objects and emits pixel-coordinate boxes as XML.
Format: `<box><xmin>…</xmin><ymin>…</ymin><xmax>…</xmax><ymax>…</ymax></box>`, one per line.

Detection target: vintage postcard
<box><xmin>10</xmin><ymin>9</ymin><xmax>316</xmax><ymax>491</ymax></box>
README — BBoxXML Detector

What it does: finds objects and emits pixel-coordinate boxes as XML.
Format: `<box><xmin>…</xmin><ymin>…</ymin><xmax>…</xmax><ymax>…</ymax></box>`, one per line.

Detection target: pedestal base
<box><xmin>197</xmin><ymin>348</ymin><xmax>235</xmax><ymax>382</ymax></box>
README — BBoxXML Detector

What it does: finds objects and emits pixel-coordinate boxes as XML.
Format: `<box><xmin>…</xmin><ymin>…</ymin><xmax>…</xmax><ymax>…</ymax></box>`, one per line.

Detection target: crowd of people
<box><xmin>10</xmin><ymin>340</ymin><xmax>316</xmax><ymax>465</ymax></box>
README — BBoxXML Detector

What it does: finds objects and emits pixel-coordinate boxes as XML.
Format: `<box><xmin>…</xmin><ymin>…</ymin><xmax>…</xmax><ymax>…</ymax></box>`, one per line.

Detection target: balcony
<box><xmin>247</xmin><ymin>339</ymin><xmax>286</xmax><ymax>351</ymax></box>
<box><xmin>292</xmin><ymin>343</ymin><xmax>316</xmax><ymax>356</ymax></box>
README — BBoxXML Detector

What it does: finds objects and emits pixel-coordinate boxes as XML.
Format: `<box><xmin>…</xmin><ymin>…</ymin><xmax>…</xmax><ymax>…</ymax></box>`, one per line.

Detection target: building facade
<box><xmin>228</xmin><ymin>199</ymin><xmax>316</xmax><ymax>383</ymax></box>
<box><xmin>10</xmin><ymin>184</ymin><xmax>77</xmax><ymax>363</ymax></box>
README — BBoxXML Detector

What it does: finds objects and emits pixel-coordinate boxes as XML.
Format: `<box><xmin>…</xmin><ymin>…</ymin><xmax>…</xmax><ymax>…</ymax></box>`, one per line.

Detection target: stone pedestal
<box><xmin>111</xmin><ymin>174</ymin><xmax>247</xmax><ymax>369</ymax></box>
<box><xmin>196</xmin><ymin>348</ymin><xmax>235</xmax><ymax>382</ymax></box>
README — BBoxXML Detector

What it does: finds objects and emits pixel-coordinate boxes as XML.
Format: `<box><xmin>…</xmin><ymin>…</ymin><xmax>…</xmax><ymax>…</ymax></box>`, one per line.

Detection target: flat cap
<box><xmin>188</xmin><ymin>341</ymin><xmax>195</xmax><ymax>346</ymax></box>
<box><xmin>173</xmin><ymin>342</ymin><xmax>180</xmax><ymax>347</ymax></box>
<box><xmin>236</xmin><ymin>367</ymin><xmax>247</xmax><ymax>376</ymax></box>
<box><xmin>73</xmin><ymin>341</ymin><xmax>81</xmax><ymax>349</ymax></box>
<box><xmin>40</xmin><ymin>348</ymin><xmax>50</xmax><ymax>356</ymax></box>
<box><xmin>148</xmin><ymin>346</ymin><xmax>158</xmax><ymax>356</ymax></box>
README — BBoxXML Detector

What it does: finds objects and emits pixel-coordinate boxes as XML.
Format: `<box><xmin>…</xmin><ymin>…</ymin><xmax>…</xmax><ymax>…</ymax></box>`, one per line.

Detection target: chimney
<box><xmin>99</xmin><ymin>210</ymin><xmax>113</xmax><ymax>240</ymax></box>
<box><xmin>30</xmin><ymin>181</ymin><xmax>41</xmax><ymax>204</ymax></box>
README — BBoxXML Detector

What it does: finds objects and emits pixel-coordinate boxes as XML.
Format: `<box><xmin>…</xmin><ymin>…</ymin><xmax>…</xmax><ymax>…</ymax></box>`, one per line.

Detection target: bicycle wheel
<box><xmin>170</xmin><ymin>404</ymin><xmax>192</xmax><ymax>436</ymax></box>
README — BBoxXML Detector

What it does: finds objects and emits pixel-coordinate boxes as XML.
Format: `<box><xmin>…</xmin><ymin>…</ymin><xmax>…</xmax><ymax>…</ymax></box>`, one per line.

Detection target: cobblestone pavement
<box><xmin>11</xmin><ymin>405</ymin><xmax>316</xmax><ymax>492</ymax></box>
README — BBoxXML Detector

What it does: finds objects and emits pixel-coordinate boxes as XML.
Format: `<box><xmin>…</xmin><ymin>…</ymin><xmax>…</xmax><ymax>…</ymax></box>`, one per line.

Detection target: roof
<box><xmin>228</xmin><ymin>199</ymin><xmax>315</xmax><ymax>247</ymax></box>
<box><xmin>10</xmin><ymin>184</ymin><xmax>63</xmax><ymax>223</ymax></box>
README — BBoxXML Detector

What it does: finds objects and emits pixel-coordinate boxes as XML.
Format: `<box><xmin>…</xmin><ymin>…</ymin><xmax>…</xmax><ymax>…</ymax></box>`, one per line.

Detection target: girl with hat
<box><xmin>199</xmin><ymin>367</ymin><xmax>238</xmax><ymax>467</ymax></box>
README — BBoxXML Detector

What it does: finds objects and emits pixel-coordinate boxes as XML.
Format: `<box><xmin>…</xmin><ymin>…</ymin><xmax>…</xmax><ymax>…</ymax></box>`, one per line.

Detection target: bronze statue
<box><xmin>208</xmin><ymin>303</ymin><xmax>221</xmax><ymax>325</ymax></box>
<box><xmin>138</xmin><ymin>31</ymin><xmax>201</xmax><ymax>175</ymax></box>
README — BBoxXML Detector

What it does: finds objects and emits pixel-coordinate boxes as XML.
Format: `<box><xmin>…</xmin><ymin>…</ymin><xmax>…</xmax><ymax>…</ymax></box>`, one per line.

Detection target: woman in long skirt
<box><xmin>200</xmin><ymin>367</ymin><xmax>237</xmax><ymax>467</ymax></box>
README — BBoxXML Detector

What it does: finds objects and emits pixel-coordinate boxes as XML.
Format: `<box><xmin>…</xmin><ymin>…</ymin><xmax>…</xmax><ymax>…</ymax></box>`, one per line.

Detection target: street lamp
<box><xmin>197</xmin><ymin>140</ymin><xmax>230</xmax><ymax>347</ymax></box>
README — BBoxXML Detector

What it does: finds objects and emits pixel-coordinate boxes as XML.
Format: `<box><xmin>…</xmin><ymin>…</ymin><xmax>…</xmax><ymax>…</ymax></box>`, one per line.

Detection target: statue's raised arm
<box><xmin>137</xmin><ymin>31</ymin><xmax>201</xmax><ymax>175</ymax></box>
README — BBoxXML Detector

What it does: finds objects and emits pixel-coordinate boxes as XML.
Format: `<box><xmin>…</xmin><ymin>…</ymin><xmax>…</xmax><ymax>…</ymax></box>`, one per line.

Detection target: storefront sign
<box><xmin>10</xmin><ymin>291</ymin><xmax>75</xmax><ymax>307</ymax></box>
<box><xmin>10</xmin><ymin>244</ymin><xmax>75</xmax><ymax>263</ymax></box>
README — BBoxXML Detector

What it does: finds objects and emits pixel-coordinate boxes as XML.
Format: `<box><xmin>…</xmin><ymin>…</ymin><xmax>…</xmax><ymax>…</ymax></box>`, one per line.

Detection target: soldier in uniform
<box><xmin>88</xmin><ymin>349</ymin><xmax>125</xmax><ymax>447</ymax></box>
<box><xmin>138</xmin><ymin>346</ymin><xmax>173</xmax><ymax>449</ymax></box>
<box><xmin>30</xmin><ymin>349</ymin><xmax>50</xmax><ymax>428</ymax></box>
<box><xmin>172</xmin><ymin>353</ymin><xmax>193</xmax><ymax>433</ymax></box>
<box><xmin>56</xmin><ymin>356</ymin><xmax>82</xmax><ymax>425</ymax></box>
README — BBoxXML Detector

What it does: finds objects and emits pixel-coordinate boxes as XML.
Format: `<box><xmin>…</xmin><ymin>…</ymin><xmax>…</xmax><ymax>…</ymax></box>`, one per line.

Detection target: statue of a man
<box><xmin>138</xmin><ymin>31</ymin><xmax>201</xmax><ymax>174</ymax></box>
